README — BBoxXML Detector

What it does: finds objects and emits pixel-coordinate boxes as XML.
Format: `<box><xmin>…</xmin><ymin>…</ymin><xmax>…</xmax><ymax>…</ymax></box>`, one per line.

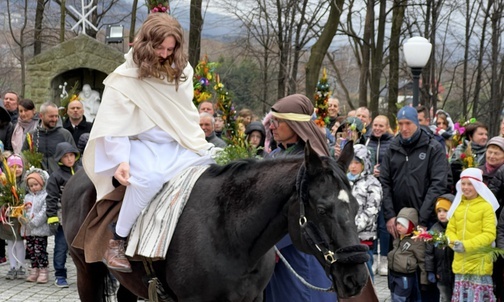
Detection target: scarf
<box><xmin>11</xmin><ymin>117</ymin><xmax>38</xmax><ymax>154</ymax></box>
<box><xmin>398</xmin><ymin>128</ymin><xmax>421</xmax><ymax>146</ymax></box>
<box><xmin>485</xmin><ymin>162</ymin><xmax>500</xmax><ymax>175</ymax></box>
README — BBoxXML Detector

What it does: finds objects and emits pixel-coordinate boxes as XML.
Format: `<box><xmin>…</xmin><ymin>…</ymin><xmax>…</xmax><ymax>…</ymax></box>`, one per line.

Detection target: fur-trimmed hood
<box><xmin>24</xmin><ymin>167</ymin><xmax>49</xmax><ymax>193</ymax></box>
<box><xmin>353</xmin><ymin>144</ymin><xmax>372</xmax><ymax>175</ymax></box>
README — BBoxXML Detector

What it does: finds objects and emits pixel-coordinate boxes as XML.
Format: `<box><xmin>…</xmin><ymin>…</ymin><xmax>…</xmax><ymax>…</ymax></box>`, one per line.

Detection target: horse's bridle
<box><xmin>296</xmin><ymin>165</ymin><xmax>369</xmax><ymax>273</ymax></box>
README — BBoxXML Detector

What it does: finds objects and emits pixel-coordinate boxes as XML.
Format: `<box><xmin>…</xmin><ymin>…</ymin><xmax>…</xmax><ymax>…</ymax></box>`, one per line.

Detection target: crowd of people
<box><xmin>0</xmin><ymin>90</ymin><xmax>91</xmax><ymax>288</ymax></box>
<box><xmin>195</xmin><ymin>95</ymin><xmax>504</xmax><ymax>302</ymax></box>
<box><xmin>2</xmin><ymin>12</ymin><xmax>504</xmax><ymax>302</ymax></box>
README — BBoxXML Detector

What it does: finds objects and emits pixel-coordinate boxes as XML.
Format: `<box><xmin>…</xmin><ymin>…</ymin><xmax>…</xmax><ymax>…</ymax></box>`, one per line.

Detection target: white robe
<box><xmin>95</xmin><ymin>127</ymin><xmax>214</xmax><ymax>236</ymax></box>
<box><xmin>83</xmin><ymin>49</ymin><xmax>215</xmax><ymax>202</ymax></box>
<box><xmin>83</xmin><ymin>49</ymin><xmax>217</xmax><ymax>236</ymax></box>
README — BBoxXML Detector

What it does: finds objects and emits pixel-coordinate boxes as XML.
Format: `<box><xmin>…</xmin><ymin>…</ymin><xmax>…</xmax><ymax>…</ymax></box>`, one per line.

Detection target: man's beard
<box><xmin>44</xmin><ymin>122</ymin><xmax>56</xmax><ymax>129</ymax></box>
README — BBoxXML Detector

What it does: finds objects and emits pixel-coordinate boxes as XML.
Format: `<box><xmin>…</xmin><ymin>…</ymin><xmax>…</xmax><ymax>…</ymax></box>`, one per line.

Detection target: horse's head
<box><xmin>288</xmin><ymin>140</ymin><xmax>369</xmax><ymax>298</ymax></box>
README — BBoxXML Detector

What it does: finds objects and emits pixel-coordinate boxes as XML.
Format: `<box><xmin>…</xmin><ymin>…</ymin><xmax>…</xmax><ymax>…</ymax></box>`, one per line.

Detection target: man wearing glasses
<box><xmin>266</xmin><ymin>94</ymin><xmax>329</xmax><ymax>159</ymax></box>
<box><xmin>264</xmin><ymin>94</ymin><xmax>334</xmax><ymax>301</ymax></box>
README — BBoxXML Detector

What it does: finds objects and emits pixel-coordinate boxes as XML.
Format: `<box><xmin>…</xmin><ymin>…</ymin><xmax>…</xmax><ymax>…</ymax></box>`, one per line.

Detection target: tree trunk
<box><xmin>7</xmin><ymin>0</ymin><xmax>29</xmax><ymax>96</ymax></box>
<box><xmin>305</xmin><ymin>0</ymin><xmax>344</xmax><ymax>101</ymax></box>
<box><xmin>189</xmin><ymin>0</ymin><xmax>203</xmax><ymax>68</ymax></box>
<box><xmin>369</xmin><ymin>0</ymin><xmax>386</xmax><ymax>117</ymax></box>
<box><xmin>472</xmin><ymin>1</ymin><xmax>491</xmax><ymax>118</ymax></box>
<box><xmin>129</xmin><ymin>0</ymin><xmax>138</xmax><ymax>45</ymax></box>
<box><xmin>489</xmin><ymin>0</ymin><xmax>503</xmax><ymax>136</ymax></box>
<box><xmin>60</xmin><ymin>0</ymin><xmax>66</xmax><ymax>43</ymax></box>
<box><xmin>387</xmin><ymin>0</ymin><xmax>407</xmax><ymax>129</ymax></box>
<box><xmin>358</xmin><ymin>0</ymin><xmax>373</xmax><ymax>108</ymax></box>
<box><xmin>34</xmin><ymin>0</ymin><xmax>46</xmax><ymax>55</ymax></box>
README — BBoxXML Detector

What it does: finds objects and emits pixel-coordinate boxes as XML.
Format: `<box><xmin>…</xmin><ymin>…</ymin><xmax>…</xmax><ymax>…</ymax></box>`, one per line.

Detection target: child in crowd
<box><xmin>46</xmin><ymin>142</ymin><xmax>81</xmax><ymax>288</ymax></box>
<box><xmin>446</xmin><ymin>168</ymin><xmax>498</xmax><ymax>302</ymax></box>
<box><xmin>245</xmin><ymin>121</ymin><xmax>267</xmax><ymax>157</ymax></box>
<box><xmin>4</xmin><ymin>154</ymin><xmax>26</xmax><ymax>280</ymax></box>
<box><xmin>347</xmin><ymin>144</ymin><xmax>382</xmax><ymax>280</ymax></box>
<box><xmin>20</xmin><ymin>167</ymin><xmax>50</xmax><ymax>283</ymax></box>
<box><xmin>387</xmin><ymin>207</ymin><xmax>427</xmax><ymax>301</ymax></box>
<box><xmin>425</xmin><ymin>194</ymin><xmax>455</xmax><ymax>302</ymax></box>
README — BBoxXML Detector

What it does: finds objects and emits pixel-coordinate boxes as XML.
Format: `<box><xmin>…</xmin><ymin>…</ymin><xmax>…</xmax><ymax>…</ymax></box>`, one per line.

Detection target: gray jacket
<box><xmin>21</xmin><ymin>123</ymin><xmax>76</xmax><ymax>174</ymax></box>
<box><xmin>20</xmin><ymin>168</ymin><xmax>51</xmax><ymax>237</ymax></box>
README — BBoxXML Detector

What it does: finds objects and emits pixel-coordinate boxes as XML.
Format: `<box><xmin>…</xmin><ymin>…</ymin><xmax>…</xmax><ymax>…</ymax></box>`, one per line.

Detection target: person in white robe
<box><xmin>82</xmin><ymin>13</ymin><xmax>216</xmax><ymax>272</ymax></box>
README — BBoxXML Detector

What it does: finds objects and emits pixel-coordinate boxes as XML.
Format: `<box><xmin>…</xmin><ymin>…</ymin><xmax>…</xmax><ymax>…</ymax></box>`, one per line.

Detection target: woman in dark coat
<box><xmin>0</xmin><ymin>104</ymin><xmax>14</xmax><ymax>266</ymax></box>
<box><xmin>484</xmin><ymin>136</ymin><xmax>504</xmax><ymax>301</ymax></box>
<box><xmin>0</xmin><ymin>106</ymin><xmax>14</xmax><ymax>152</ymax></box>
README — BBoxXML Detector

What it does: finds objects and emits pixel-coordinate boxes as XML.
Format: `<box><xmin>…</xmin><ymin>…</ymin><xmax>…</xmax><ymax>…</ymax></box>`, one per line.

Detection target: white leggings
<box><xmin>6</xmin><ymin>240</ymin><xmax>25</xmax><ymax>269</ymax></box>
<box><xmin>115</xmin><ymin>173</ymin><xmax>165</xmax><ymax>238</ymax></box>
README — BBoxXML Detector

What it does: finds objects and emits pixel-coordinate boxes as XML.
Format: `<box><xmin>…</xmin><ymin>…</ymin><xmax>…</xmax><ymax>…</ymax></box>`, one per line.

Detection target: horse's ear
<box><xmin>304</xmin><ymin>140</ymin><xmax>323</xmax><ymax>172</ymax></box>
<box><xmin>336</xmin><ymin>140</ymin><xmax>354</xmax><ymax>172</ymax></box>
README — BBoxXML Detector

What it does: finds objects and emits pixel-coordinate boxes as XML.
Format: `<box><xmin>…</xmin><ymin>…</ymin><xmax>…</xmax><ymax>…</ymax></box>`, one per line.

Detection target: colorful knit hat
<box><xmin>7</xmin><ymin>155</ymin><xmax>23</xmax><ymax>167</ymax></box>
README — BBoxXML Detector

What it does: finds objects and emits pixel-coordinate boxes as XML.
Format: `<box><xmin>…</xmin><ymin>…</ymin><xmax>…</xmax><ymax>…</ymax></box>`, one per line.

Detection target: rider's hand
<box><xmin>114</xmin><ymin>162</ymin><xmax>130</xmax><ymax>186</ymax></box>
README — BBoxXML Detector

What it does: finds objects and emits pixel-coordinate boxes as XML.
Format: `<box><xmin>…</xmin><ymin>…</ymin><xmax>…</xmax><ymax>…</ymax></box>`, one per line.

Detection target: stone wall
<box><xmin>26</xmin><ymin>34</ymin><xmax>125</xmax><ymax>104</ymax></box>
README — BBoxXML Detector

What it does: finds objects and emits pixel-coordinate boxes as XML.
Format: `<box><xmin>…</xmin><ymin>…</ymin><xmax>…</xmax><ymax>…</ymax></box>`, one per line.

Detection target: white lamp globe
<box><xmin>403</xmin><ymin>37</ymin><xmax>432</xmax><ymax>68</ymax></box>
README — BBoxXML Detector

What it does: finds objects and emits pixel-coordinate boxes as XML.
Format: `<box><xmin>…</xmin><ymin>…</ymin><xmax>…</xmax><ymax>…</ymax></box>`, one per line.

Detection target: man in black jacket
<box><xmin>381</xmin><ymin>106</ymin><xmax>449</xmax><ymax>237</ymax></box>
<box><xmin>3</xmin><ymin>91</ymin><xmax>19</xmax><ymax>125</ymax></box>
<box><xmin>63</xmin><ymin>100</ymin><xmax>93</xmax><ymax>145</ymax></box>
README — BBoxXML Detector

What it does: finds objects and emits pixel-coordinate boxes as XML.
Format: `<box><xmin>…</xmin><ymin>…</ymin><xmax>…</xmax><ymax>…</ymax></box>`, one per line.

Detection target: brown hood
<box><xmin>271</xmin><ymin>94</ymin><xmax>329</xmax><ymax>157</ymax></box>
<box><xmin>397</xmin><ymin>207</ymin><xmax>418</xmax><ymax>227</ymax></box>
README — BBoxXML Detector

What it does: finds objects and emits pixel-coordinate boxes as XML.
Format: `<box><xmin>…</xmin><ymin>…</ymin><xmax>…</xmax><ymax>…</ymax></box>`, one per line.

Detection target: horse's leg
<box><xmin>117</xmin><ymin>284</ymin><xmax>138</xmax><ymax>302</ymax></box>
<box><xmin>69</xmin><ymin>248</ymin><xmax>113</xmax><ymax>302</ymax></box>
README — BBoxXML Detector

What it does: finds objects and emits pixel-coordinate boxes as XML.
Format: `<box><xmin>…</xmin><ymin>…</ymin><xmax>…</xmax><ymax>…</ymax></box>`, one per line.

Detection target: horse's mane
<box><xmin>205</xmin><ymin>156</ymin><xmax>304</xmax><ymax>177</ymax></box>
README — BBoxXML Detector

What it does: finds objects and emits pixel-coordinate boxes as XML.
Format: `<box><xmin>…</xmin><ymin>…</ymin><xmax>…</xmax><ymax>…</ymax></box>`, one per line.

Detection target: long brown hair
<box><xmin>132</xmin><ymin>13</ymin><xmax>187</xmax><ymax>88</ymax></box>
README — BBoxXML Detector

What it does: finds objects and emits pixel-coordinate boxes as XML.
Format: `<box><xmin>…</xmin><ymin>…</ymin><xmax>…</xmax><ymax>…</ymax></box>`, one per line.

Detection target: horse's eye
<box><xmin>317</xmin><ymin>207</ymin><xmax>327</xmax><ymax>216</ymax></box>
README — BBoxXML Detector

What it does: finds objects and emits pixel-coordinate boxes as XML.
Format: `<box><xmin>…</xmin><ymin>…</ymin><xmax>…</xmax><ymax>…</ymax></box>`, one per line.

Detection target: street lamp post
<box><xmin>403</xmin><ymin>37</ymin><xmax>432</xmax><ymax>107</ymax></box>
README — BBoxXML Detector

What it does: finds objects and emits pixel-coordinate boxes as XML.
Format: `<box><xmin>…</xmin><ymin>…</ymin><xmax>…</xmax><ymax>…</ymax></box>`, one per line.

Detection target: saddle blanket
<box><xmin>125</xmin><ymin>165</ymin><xmax>209</xmax><ymax>258</ymax></box>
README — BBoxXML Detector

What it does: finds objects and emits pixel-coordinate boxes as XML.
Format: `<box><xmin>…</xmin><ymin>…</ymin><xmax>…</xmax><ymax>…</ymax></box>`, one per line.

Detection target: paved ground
<box><xmin>0</xmin><ymin>237</ymin><xmax>391</xmax><ymax>301</ymax></box>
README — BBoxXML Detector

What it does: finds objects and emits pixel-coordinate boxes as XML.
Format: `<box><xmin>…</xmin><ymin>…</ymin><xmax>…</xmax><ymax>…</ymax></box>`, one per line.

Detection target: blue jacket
<box><xmin>264</xmin><ymin>235</ymin><xmax>337</xmax><ymax>302</ymax></box>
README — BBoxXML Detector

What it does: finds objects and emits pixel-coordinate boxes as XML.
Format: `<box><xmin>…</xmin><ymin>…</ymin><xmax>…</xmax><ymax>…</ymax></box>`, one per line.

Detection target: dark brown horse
<box><xmin>62</xmin><ymin>142</ymin><xmax>369</xmax><ymax>301</ymax></box>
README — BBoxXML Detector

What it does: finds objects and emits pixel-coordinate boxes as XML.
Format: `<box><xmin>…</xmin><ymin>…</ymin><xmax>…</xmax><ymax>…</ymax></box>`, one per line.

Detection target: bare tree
<box><xmin>189</xmin><ymin>0</ymin><xmax>203</xmax><ymax>68</ymax></box>
<box><xmin>488</xmin><ymin>0</ymin><xmax>504</xmax><ymax>136</ymax></box>
<box><xmin>34</xmin><ymin>0</ymin><xmax>49</xmax><ymax>55</ymax></box>
<box><xmin>60</xmin><ymin>0</ymin><xmax>66</xmax><ymax>42</ymax></box>
<box><xmin>305</xmin><ymin>0</ymin><xmax>344</xmax><ymax>100</ymax></box>
<box><xmin>221</xmin><ymin>0</ymin><xmax>328</xmax><ymax>99</ymax></box>
<box><xmin>53</xmin><ymin>0</ymin><xmax>126</xmax><ymax>38</ymax></box>
<box><xmin>6</xmin><ymin>0</ymin><xmax>30</xmax><ymax>96</ymax></box>
<box><xmin>387</xmin><ymin>0</ymin><xmax>407</xmax><ymax>128</ymax></box>
<box><xmin>129</xmin><ymin>0</ymin><xmax>139</xmax><ymax>44</ymax></box>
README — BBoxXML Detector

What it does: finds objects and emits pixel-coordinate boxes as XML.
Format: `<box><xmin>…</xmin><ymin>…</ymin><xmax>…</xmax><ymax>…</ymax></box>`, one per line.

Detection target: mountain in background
<box><xmin>0</xmin><ymin>1</ymin><xmax>244</xmax><ymax>43</ymax></box>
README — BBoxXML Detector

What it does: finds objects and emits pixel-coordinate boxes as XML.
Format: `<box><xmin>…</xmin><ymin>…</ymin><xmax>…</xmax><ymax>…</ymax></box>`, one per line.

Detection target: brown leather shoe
<box><xmin>102</xmin><ymin>239</ymin><xmax>132</xmax><ymax>273</ymax></box>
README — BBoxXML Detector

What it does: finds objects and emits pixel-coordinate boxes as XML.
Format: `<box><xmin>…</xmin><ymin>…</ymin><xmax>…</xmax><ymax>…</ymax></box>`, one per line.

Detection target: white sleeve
<box><xmin>94</xmin><ymin>136</ymin><xmax>131</xmax><ymax>176</ymax></box>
